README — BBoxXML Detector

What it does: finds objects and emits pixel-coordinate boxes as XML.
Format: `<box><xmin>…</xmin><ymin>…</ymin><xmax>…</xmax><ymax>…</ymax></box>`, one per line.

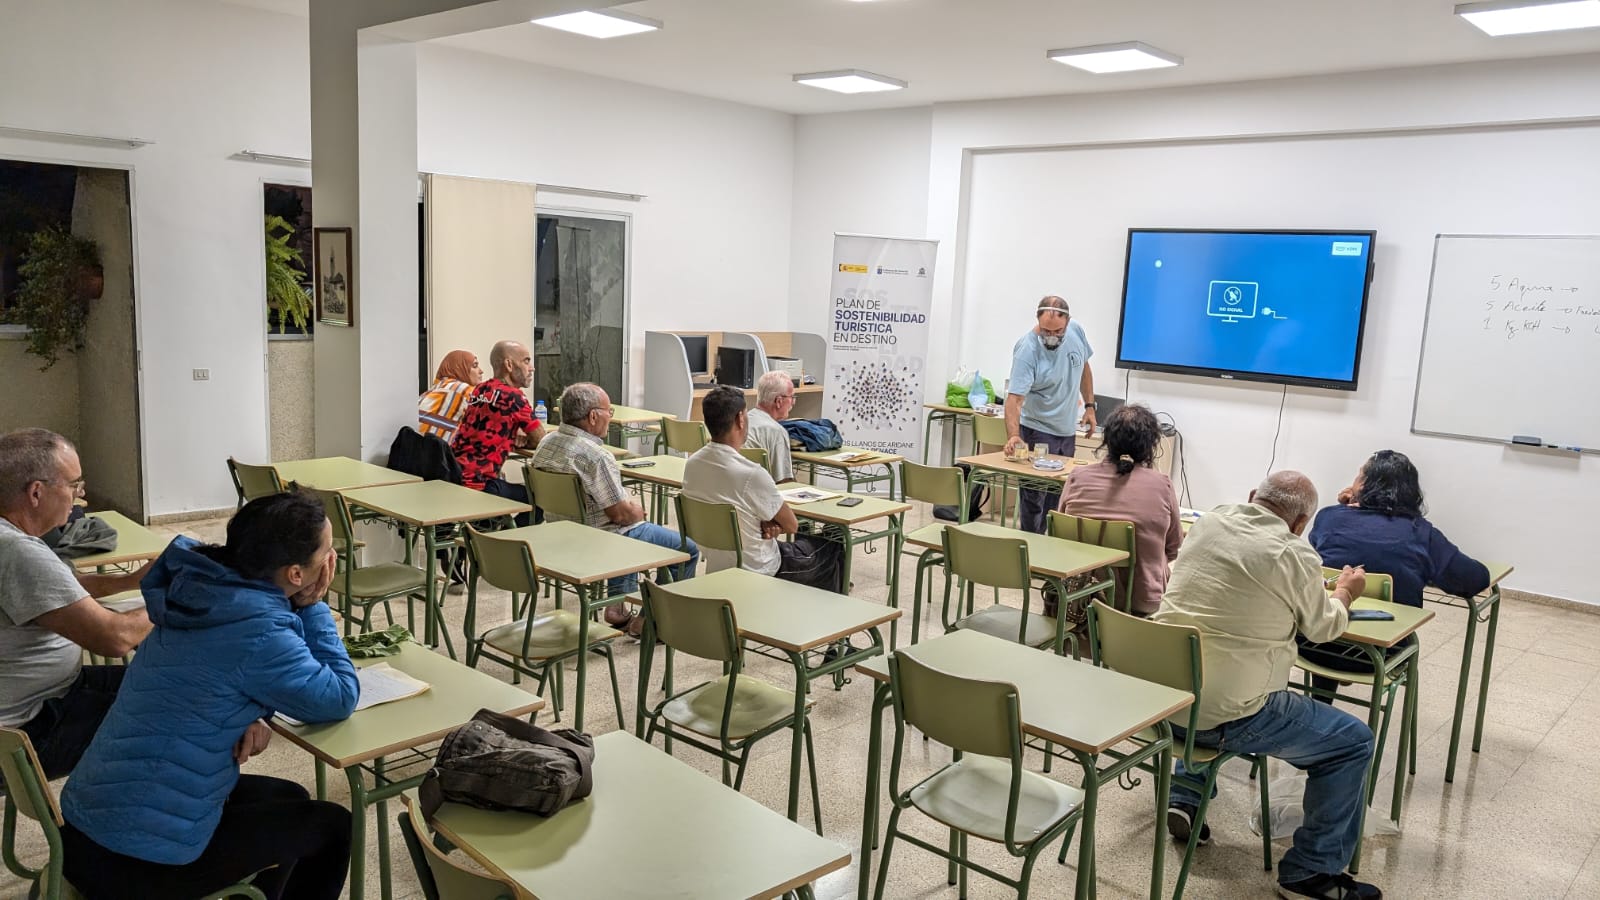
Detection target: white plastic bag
<box><xmin>1247</xmin><ymin>759</ymin><xmax>1399</xmax><ymax>840</ymax></box>
<box><xmin>951</xmin><ymin>366</ymin><xmax>976</xmax><ymax>390</ymax></box>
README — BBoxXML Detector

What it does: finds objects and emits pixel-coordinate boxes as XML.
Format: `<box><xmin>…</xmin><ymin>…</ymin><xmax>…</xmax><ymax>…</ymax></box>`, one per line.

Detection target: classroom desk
<box><xmin>619</xmin><ymin>458</ymin><xmax>911</xmax><ymax>632</ymax></box>
<box><xmin>341</xmin><ymin>481</ymin><xmax>530</xmax><ymax>657</ymax></box>
<box><xmin>72</xmin><ymin>511</ymin><xmax>170</xmax><ymax>572</ymax></box>
<box><xmin>269</xmin><ymin>641</ymin><xmax>543</xmax><ymax>900</ymax></box>
<box><xmin>957</xmin><ymin>451</ymin><xmax>1093</xmax><ymax>527</ymax></box>
<box><xmin>271</xmin><ymin>456</ymin><xmax>421</xmax><ymax>492</ymax></box>
<box><xmin>792</xmin><ymin>447</ymin><xmax>902</xmax><ymax>498</ymax></box>
<box><xmin>422</xmin><ymin>730</ymin><xmax>849</xmax><ymax>900</ymax></box>
<box><xmin>489</xmin><ymin>521</ymin><xmax>690</xmax><ymax>731</ymax></box>
<box><xmin>921</xmin><ymin>403</ymin><xmax>982</xmax><ymax>465</ymax></box>
<box><xmin>1434</xmin><ymin>561</ymin><xmax>1514</xmax><ymax>783</ymax></box>
<box><xmin>853</xmin><ymin>629</ymin><xmax>1193</xmax><ymax>900</ymax></box>
<box><xmin>641</xmin><ymin>567</ymin><xmax>898</xmax><ymax>829</ymax></box>
<box><xmin>610</xmin><ymin>403</ymin><xmax>675</xmax><ymax>451</ymax></box>
<box><xmin>902</xmin><ymin>520</ymin><xmax>1127</xmax><ymax>655</ymax></box>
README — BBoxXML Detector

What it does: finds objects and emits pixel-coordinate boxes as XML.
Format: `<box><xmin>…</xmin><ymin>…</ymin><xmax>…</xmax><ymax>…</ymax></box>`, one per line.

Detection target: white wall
<box><xmin>1</xmin><ymin>0</ymin><xmax>796</xmax><ymax>515</ymax></box>
<box><xmin>787</xmin><ymin>53</ymin><xmax>1600</xmax><ymax>602</ymax></box>
<box><xmin>417</xmin><ymin>45</ymin><xmax>796</xmax><ymax>406</ymax></box>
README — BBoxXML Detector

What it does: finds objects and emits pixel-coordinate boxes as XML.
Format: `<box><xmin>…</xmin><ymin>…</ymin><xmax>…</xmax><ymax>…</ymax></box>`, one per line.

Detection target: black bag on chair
<box><xmin>932</xmin><ymin>462</ymin><xmax>989</xmax><ymax>522</ymax></box>
<box><xmin>418</xmin><ymin>709</ymin><xmax>594</xmax><ymax>820</ymax></box>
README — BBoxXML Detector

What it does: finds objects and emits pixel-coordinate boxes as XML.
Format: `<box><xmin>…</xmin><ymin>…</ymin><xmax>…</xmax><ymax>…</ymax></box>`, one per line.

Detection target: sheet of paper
<box><xmin>276</xmin><ymin>663</ymin><xmax>430</xmax><ymax>726</ymax></box>
<box><xmin>824</xmin><ymin>451</ymin><xmax>864</xmax><ymax>462</ymax></box>
<box><xmin>780</xmin><ymin>486</ymin><xmax>840</xmax><ymax>504</ymax></box>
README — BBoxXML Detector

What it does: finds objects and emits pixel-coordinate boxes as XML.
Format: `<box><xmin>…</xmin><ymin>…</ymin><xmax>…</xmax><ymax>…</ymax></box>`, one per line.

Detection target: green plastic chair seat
<box><xmin>954</xmin><ymin>606</ymin><xmax>1056</xmax><ymax>648</ymax></box>
<box><xmin>904</xmin><ymin>522</ymin><xmax>949</xmax><ymax>547</ymax></box>
<box><xmin>1130</xmin><ymin>726</ymin><xmax>1222</xmax><ymax>764</ymax></box>
<box><xmin>482</xmin><ymin>609</ymin><xmax>623</xmax><ymax>661</ymax></box>
<box><xmin>662</xmin><ymin>674</ymin><xmax>812</xmax><ymax>741</ymax></box>
<box><xmin>341</xmin><ymin>562</ymin><xmax>428</xmax><ymax>598</ymax></box>
<box><xmin>909</xmin><ymin>755</ymin><xmax>1084</xmax><ymax>846</ymax></box>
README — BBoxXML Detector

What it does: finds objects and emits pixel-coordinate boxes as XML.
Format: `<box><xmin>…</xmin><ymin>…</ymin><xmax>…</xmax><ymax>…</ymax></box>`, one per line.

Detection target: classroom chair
<box><xmin>967</xmin><ymin>413</ymin><xmax>1015</xmax><ymax>522</ymax></box>
<box><xmin>1046</xmin><ymin>511</ymin><xmax>1138</xmax><ymax>614</ymax></box>
<box><xmin>899</xmin><ymin>461</ymin><xmax>967</xmax><ymax>648</ymax></box>
<box><xmin>225</xmin><ymin>457</ymin><xmax>283</xmax><ymax>508</ymax></box>
<box><xmin>871</xmin><ymin>651</ymin><xmax>1085</xmax><ymax>900</ymax></box>
<box><xmin>674</xmin><ymin>494</ymin><xmax>743</xmax><ymax>570</ymax></box>
<box><xmin>738</xmin><ymin>446</ymin><xmax>769</xmax><ymax>469</ymax></box>
<box><xmin>461</xmin><ymin>525</ymin><xmax>626</xmax><ymax>729</ymax></box>
<box><xmin>660</xmin><ymin>417</ymin><xmax>710</xmax><ymax>455</ymax></box>
<box><xmin>1087</xmin><ymin>600</ymin><xmax>1273</xmax><ymax>899</ymax></box>
<box><xmin>940</xmin><ymin>524</ymin><xmax>1058</xmax><ymax>651</ymax></box>
<box><xmin>304</xmin><ymin>485</ymin><xmax>433</xmax><ymax>649</ymax></box>
<box><xmin>0</xmin><ymin>728</ymin><xmax>267</xmax><ymax>900</ymax></box>
<box><xmin>636</xmin><ymin>579</ymin><xmax>822</xmax><ymax>834</ymax></box>
<box><xmin>397</xmin><ymin>794</ymin><xmax>517</xmax><ymax>900</ymax></box>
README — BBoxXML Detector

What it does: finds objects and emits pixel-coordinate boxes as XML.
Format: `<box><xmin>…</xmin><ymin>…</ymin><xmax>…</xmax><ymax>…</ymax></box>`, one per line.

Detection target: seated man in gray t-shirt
<box><xmin>0</xmin><ymin>429</ymin><xmax>151</xmax><ymax>779</ymax></box>
<box><xmin>744</xmin><ymin>370</ymin><xmax>797</xmax><ymax>483</ymax></box>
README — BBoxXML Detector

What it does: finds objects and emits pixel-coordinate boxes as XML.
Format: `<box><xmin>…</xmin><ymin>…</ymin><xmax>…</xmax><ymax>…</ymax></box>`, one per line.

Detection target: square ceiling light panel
<box><xmin>1456</xmin><ymin>0</ymin><xmax>1600</xmax><ymax>35</ymax></box>
<box><xmin>1047</xmin><ymin>41</ymin><xmax>1183</xmax><ymax>74</ymax></box>
<box><xmin>532</xmin><ymin>9</ymin><xmax>663</xmax><ymax>39</ymax></box>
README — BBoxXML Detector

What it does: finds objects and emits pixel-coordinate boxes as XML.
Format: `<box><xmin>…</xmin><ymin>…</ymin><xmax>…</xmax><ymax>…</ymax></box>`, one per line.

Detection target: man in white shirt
<box><xmin>744</xmin><ymin>370</ymin><xmax>796</xmax><ymax>483</ymax></box>
<box><xmin>684</xmin><ymin>386</ymin><xmax>842</xmax><ymax>591</ymax></box>
<box><xmin>1152</xmin><ymin>471</ymin><xmax>1379</xmax><ymax>900</ymax></box>
<box><xmin>1</xmin><ymin>429</ymin><xmax>152</xmax><ymax>780</ymax></box>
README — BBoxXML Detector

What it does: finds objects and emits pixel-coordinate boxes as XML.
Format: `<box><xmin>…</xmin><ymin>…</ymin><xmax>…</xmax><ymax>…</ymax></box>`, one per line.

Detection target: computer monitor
<box><xmin>715</xmin><ymin>346</ymin><xmax>757</xmax><ymax>390</ymax></box>
<box><xmin>680</xmin><ymin>335</ymin><xmax>709</xmax><ymax>375</ymax></box>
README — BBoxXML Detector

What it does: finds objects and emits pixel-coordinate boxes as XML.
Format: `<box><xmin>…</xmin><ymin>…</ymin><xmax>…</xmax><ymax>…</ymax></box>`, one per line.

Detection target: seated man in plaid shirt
<box><xmin>530</xmin><ymin>382</ymin><xmax>699</xmax><ymax>630</ymax></box>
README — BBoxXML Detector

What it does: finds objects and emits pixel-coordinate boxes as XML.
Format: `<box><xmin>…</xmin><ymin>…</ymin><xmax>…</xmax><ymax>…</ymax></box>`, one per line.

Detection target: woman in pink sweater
<box><xmin>1056</xmin><ymin>403</ymin><xmax>1183</xmax><ymax>616</ymax></box>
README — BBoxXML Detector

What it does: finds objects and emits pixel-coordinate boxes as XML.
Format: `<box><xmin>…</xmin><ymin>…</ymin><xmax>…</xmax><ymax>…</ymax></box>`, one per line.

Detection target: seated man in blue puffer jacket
<box><xmin>59</xmin><ymin>491</ymin><xmax>360</xmax><ymax>900</ymax></box>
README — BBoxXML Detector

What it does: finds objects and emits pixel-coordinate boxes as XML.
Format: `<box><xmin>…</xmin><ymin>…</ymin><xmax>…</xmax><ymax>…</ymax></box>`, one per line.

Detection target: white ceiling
<box><xmin>227</xmin><ymin>0</ymin><xmax>1600</xmax><ymax>114</ymax></box>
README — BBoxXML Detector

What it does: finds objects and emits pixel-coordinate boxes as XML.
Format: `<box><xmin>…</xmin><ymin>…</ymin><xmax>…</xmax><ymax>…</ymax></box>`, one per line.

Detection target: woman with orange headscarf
<box><xmin>416</xmin><ymin>350</ymin><xmax>484</xmax><ymax>444</ymax></box>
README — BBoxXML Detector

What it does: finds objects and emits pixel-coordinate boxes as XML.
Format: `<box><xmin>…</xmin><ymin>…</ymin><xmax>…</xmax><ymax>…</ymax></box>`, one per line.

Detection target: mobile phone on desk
<box><xmin>837</xmin><ymin>497</ymin><xmax>864</xmax><ymax>507</ymax></box>
<box><xmin>621</xmin><ymin>460</ymin><xmax>656</xmax><ymax>469</ymax></box>
<box><xmin>1348</xmin><ymin>609</ymin><xmax>1395</xmax><ymax>622</ymax></box>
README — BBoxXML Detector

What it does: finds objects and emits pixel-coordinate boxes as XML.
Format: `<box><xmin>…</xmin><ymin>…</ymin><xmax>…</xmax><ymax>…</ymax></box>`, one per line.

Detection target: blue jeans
<box><xmin>1169</xmin><ymin>689</ymin><xmax>1375</xmax><ymax>884</ymax></box>
<box><xmin>1017</xmin><ymin>423</ymin><xmax>1076</xmax><ymax>534</ymax></box>
<box><xmin>606</xmin><ymin>522</ymin><xmax>699</xmax><ymax>596</ymax></box>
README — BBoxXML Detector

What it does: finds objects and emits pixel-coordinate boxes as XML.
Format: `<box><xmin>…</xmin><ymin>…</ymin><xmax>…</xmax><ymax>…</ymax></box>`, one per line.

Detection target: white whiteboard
<box><xmin>1412</xmin><ymin>235</ymin><xmax>1600</xmax><ymax>451</ymax></box>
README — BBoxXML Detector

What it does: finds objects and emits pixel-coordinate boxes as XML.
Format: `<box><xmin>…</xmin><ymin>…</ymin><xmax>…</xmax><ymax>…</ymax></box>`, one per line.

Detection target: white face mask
<box><xmin>1040</xmin><ymin>334</ymin><xmax>1063</xmax><ymax>351</ymax></box>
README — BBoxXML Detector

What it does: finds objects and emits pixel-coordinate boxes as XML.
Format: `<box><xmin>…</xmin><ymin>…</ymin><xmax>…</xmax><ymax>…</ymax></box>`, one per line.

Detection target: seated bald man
<box><xmin>1152</xmin><ymin>470</ymin><xmax>1380</xmax><ymax>900</ymax></box>
<box><xmin>0</xmin><ymin>429</ymin><xmax>152</xmax><ymax>780</ymax></box>
<box><xmin>452</xmin><ymin>340</ymin><xmax>545</xmax><ymax>526</ymax></box>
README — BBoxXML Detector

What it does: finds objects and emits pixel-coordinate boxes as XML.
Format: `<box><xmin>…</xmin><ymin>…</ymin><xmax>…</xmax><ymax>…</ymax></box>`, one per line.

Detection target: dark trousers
<box><xmin>19</xmin><ymin>666</ymin><xmax>126</xmax><ymax>780</ymax></box>
<box><xmin>61</xmin><ymin>775</ymin><xmax>351</xmax><ymax>900</ymax></box>
<box><xmin>483</xmin><ymin>476</ymin><xmax>540</xmax><ymax>528</ymax></box>
<box><xmin>1017</xmin><ymin>423</ymin><xmax>1076</xmax><ymax>534</ymax></box>
<box><xmin>777</xmin><ymin>534</ymin><xmax>846</xmax><ymax>593</ymax></box>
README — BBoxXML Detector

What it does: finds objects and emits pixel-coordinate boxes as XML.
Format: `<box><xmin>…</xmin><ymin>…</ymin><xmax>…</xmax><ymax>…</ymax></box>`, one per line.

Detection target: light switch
<box><xmin>193</xmin><ymin>368</ymin><xmax>210</xmax><ymax>381</ymax></box>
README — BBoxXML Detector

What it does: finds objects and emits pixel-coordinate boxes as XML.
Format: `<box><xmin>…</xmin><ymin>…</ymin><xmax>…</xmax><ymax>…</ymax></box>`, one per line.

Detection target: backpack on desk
<box><xmin>418</xmin><ymin>709</ymin><xmax>594</xmax><ymax>820</ymax></box>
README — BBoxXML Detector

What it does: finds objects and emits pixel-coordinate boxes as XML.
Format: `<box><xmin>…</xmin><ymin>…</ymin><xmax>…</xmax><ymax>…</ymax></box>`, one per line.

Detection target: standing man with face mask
<box><xmin>1003</xmin><ymin>295</ymin><xmax>1095</xmax><ymax>533</ymax></box>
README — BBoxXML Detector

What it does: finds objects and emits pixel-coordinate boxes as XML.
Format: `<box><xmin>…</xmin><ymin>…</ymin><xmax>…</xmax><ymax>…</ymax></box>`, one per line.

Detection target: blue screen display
<box><xmin>1116</xmin><ymin>230</ymin><xmax>1374</xmax><ymax>389</ymax></box>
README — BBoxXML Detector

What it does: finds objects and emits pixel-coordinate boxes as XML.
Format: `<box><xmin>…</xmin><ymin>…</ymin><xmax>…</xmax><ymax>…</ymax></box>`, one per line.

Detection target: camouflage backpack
<box><xmin>418</xmin><ymin>709</ymin><xmax>594</xmax><ymax>819</ymax></box>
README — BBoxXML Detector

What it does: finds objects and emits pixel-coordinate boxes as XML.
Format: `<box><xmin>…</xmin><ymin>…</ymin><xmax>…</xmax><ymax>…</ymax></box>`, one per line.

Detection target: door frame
<box><xmin>533</xmin><ymin>205</ymin><xmax>634</xmax><ymax>404</ymax></box>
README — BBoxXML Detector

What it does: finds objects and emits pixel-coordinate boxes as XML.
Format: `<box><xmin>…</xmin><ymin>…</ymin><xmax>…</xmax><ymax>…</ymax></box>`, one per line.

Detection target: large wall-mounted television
<box><xmin>1115</xmin><ymin>229</ymin><xmax>1376</xmax><ymax>391</ymax></box>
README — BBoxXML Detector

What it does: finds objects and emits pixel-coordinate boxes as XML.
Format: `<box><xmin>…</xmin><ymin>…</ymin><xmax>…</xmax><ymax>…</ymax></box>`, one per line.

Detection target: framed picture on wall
<box><xmin>314</xmin><ymin>226</ymin><xmax>353</xmax><ymax>327</ymax></box>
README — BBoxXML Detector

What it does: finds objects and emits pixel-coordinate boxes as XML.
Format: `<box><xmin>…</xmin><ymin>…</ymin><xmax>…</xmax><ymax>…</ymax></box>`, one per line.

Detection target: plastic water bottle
<box><xmin>534</xmin><ymin>400</ymin><xmax>549</xmax><ymax>428</ymax></box>
<box><xmin>967</xmin><ymin>369</ymin><xmax>987</xmax><ymax>409</ymax></box>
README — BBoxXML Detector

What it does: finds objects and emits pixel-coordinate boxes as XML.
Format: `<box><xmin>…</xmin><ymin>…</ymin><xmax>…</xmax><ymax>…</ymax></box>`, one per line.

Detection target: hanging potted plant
<box><xmin>265</xmin><ymin>214</ymin><xmax>312</xmax><ymax>333</ymax></box>
<box><xmin>5</xmin><ymin>226</ymin><xmax>102</xmax><ymax>370</ymax></box>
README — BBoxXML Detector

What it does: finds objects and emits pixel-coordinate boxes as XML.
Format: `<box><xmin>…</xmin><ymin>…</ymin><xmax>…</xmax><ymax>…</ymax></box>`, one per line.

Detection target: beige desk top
<box><xmin>1340</xmin><ymin>597</ymin><xmax>1435</xmax><ymax>649</ymax></box>
<box><xmin>271</xmin><ymin>456</ymin><xmax>421</xmax><ymax>492</ymax></box>
<box><xmin>616</xmin><ymin>454</ymin><xmax>686</xmax><ymax>486</ymax></box>
<box><xmin>342</xmin><ymin>481</ymin><xmax>530</xmax><ymax>528</ymax></box>
<box><xmin>923</xmin><ymin>403</ymin><xmax>985</xmax><ymax>416</ymax></box>
<box><xmin>665</xmin><ymin>567</ymin><xmax>899</xmax><ymax>654</ymax></box>
<box><xmin>957</xmin><ymin>451</ymin><xmax>1092</xmax><ymax>483</ymax></box>
<box><xmin>493</xmin><ymin>520</ymin><xmax>691</xmax><ymax>587</ymax></box>
<box><xmin>73</xmin><ymin>511</ymin><xmax>170</xmax><ymax>570</ymax></box>
<box><xmin>426</xmin><ymin>730</ymin><xmax>849</xmax><ymax>900</ymax></box>
<box><xmin>788</xmin><ymin>494</ymin><xmax>911</xmax><ymax>526</ymax></box>
<box><xmin>791</xmin><ymin>446</ymin><xmax>903</xmax><ymax>468</ymax></box>
<box><xmin>856</xmin><ymin>629</ymin><xmax>1193</xmax><ymax>755</ymax></box>
<box><xmin>902</xmin><ymin>521</ymin><xmax>1127</xmax><ymax>580</ymax></box>
<box><xmin>270</xmin><ymin>641</ymin><xmax>542</xmax><ymax>769</ymax></box>
<box><xmin>1484</xmin><ymin>562</ymin><xmax>1514</xmax><ymax>589</ymax></box>
<box><xmin>515</xmin><ymin>444</ymin><xmax>633</xmax><ymax>460</ymax></box>
<box><xmin>610</xmin><ymin>404</ymin><xmax>676</xmax><ymax>425</ymax></box>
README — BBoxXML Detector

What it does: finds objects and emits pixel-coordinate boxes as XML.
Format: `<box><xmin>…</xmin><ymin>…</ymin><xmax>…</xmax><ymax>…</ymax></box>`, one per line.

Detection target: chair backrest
<box><xmin>1047</xmin><ymin>512</ymin><xmax>1135</xmax><ymax>569</ymax></box>
<box><xmin>661</xmin><ymin>417</ymin><xmax>710</xmax><ymax>455</ymax></box>
<box><xmin>398</xmin><ymin>795</ymin><xmax>517</xmax><ymax>900</ymax></box>
<box><xmin>674</xmin><ymin>494</ymin><xmax>743</xmax><ymax>562</ymax></box>
<box><xmin>737</xmin><ymin>446</ymin><xmax>768</xmax><ymax>469</ymax></box>
<box><xmin>0</xmin><ymin>727</ymin><xmax>64</xmax><ymax>827</ymax></box>
<box><xmin>970</xmin><ymin>412</ymin><xmax>1009</xmax><ymax>448</ymax></box>
<box><xmin>942</xmin><ymin>524</ymin><xmax>1031</xmax><ymax>590</ymax></box>
<box><xmin>300</xmin><ymin>484</ymin><xmax>357</xmax><ymax>548</ymax></box>
<box><xmin>1321</xmin><ymin>567</ymin><xmax>1395</xmax><ymax>602</ymax></box>
<box><xmin>525</xmin><ymin>466</ymin><xmax>589</xmax><ymax>521</ymax></box>
<box><xmin>227</xmin><ymin>457</ymin><xmax>284</xmax><ymax>507</ymax></box>
<box><xmin>901</xmin><ymin>461</ymin><xmax>966</xmax><ymax>509</ymax></box>
<box><xmin>1088</xmin><ymin>600</ymin><xmax>1203</xmax><ymax>732</ymax></box>
<box><xmin>889</xmin><ymin>651</ymin><xmax>1019</xmax><ymax>760</ymax></box>
<box><xmin>640</xmin><ymin>578</ymin><xmax>739</xmax><ymax>664</ymax></box>
<box><xmin>463</xmin><ymin>525</ymin><xmax>539</xmax><ymax>595</ymax></box>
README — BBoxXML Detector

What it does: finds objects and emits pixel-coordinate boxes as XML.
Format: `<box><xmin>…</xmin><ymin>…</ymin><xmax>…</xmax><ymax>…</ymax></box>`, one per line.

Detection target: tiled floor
<box><xmin>5</xmin><ymin>503</ymin><xmax>1598</xmax><ymax>899</ymax></box>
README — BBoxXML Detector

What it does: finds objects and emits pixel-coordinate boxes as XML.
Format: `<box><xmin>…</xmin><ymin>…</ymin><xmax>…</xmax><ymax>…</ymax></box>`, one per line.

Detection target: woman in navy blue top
<box><xmin>1300</xmin><ymin>450</ymin><xmax>1490</xmax><ymax>693</ymax></box>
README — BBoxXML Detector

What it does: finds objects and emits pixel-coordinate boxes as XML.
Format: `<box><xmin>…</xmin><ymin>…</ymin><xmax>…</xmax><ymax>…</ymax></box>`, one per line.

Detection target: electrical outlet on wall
<box><xmin>192</xmin><ymin>368</ymin><xmax>210</xmax><ymax>381</ymax></box>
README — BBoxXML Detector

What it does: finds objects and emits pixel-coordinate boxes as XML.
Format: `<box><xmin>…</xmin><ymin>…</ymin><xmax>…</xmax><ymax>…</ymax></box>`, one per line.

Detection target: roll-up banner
<box><xmin>823</xmin><ymin>233</ymin><xmax>939</xmax><ymax>463</ymax></box>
